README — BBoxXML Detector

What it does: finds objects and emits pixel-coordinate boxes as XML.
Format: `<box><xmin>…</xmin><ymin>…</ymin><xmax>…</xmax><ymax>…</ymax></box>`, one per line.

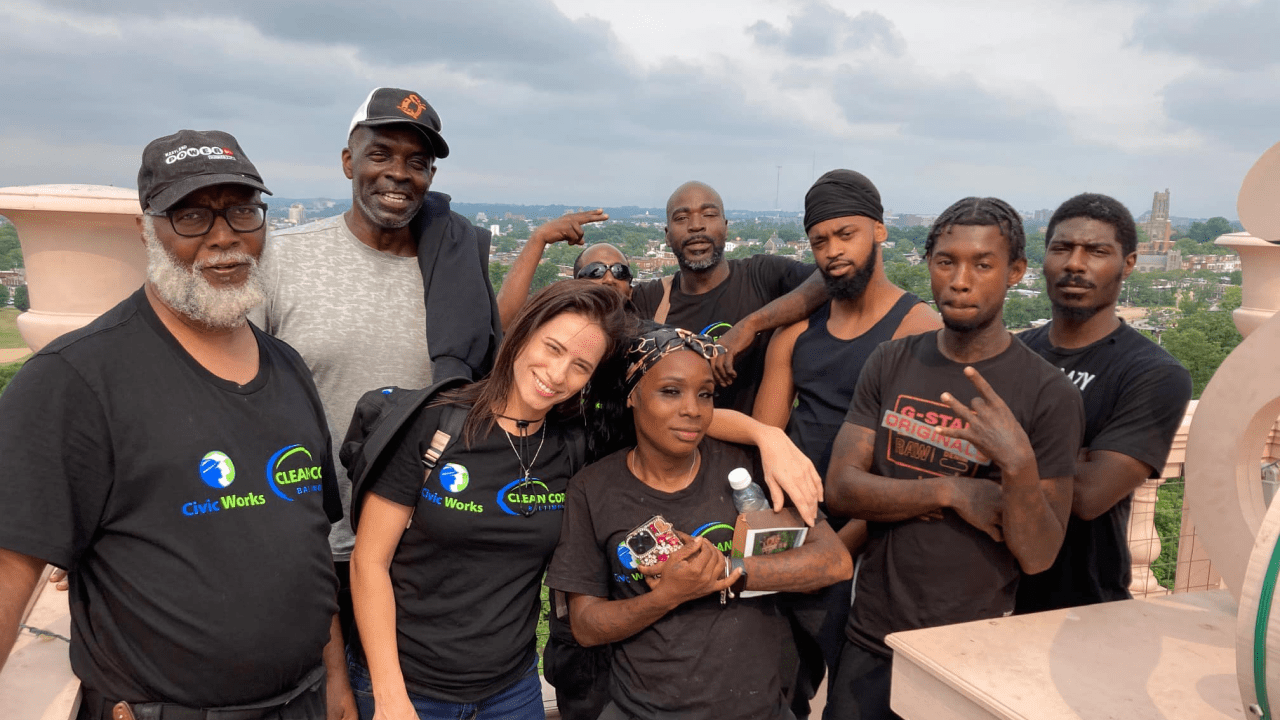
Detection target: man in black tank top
<box><xmin>753</xmin><ymin>170</ymin><xmax>940</xmax><ymax>717</ymax></box>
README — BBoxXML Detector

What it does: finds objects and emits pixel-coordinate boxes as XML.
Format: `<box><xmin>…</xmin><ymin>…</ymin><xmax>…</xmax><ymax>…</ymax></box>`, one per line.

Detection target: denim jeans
<box><xmin>348</xmin><ymin>651</ymin><xmax>545</xmax><ymax>720</ymax></box>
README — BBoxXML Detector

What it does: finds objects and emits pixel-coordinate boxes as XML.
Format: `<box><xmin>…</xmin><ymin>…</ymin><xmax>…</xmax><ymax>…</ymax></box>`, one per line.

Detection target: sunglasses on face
<box><xmin>576</xmin><ymin>262</ymin><xmax>633</xmax><ymax>282</ymax></box>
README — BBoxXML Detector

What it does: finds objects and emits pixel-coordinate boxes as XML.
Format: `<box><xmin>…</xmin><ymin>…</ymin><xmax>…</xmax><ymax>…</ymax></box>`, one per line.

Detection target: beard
<box><xmin>1050</xmin><ymin>273</ymin><xmax>1112</xmax><ymax>323</ymax></box>
<box><xmin>142</xmin><ymin>217</ymin><xmax>265</xmax><ymax>329</ymax></box>
<box><xmin>823</xmin><ymin>244</ymin><xmax>877</xmax><ymax>301</ymax></box>
<box><xmin>676</xmin><ymin>235</ymin><xmax>724</xmax><ymax>272</ymax></box>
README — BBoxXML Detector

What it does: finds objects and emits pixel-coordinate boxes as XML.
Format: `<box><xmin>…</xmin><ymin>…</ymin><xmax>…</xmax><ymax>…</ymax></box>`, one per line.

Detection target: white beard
<box><xmin>142</xmin><ymin>216</ymin><xmax>265</xmax><ymax>329</ymax></box>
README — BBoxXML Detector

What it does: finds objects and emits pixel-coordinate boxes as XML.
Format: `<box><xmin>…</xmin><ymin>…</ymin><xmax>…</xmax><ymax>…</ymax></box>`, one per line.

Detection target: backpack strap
<box><xmin>405</xmin><ymin>404</ymin><xmax>468</xmax><ymax>529</ymax></box>
<box><xmin>653</xmin><ymin>275</ymin><xmax>674</xmax><ymax>325</ymax></box>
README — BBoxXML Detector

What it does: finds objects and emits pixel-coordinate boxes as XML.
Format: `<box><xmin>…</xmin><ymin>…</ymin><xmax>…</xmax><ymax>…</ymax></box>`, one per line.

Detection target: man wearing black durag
<box><xmin>753</xmin><ymin>169</ymin><xmax>940</xmax><ymax>717</ymax></box>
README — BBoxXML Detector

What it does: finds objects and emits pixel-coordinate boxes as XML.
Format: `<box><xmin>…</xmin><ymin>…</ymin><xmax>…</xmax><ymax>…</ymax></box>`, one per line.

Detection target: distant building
<box><xmin>896</xmin><ymin>214</ymin><xmax>936</xmax><ymax>228</ymax></box>
<box><xmin>0</xmin><ymin>269</ymin><xmax>25</xmax><ymax>288</ymax></box>
<box><xmin>489</xmin><ymin>224</ymin><xmax>501</xmax><ymax>237</ymax></box>
<box><xmin>288</xmin><ymin>203</ymin><xmax>305</xmax><ymax>225</ymax></box>
<box><xmin>476</xmin><ymin>212</ymin><xmax>489</xmax><ymax>224</ymax></box>
<box><xmin>1033</xmin><ymin>209</ymin><xmax>1052</xmax><ymax>223</ymax></box>
<box><xmin>1135</xmin><ymin>249</ymin><xmax>1181</xmax><ymax>273</ymax></box>
<box><xmin>1139</xmin><ymin>189</ymin><xmax>1172</xmax><ymax>252</ymax></box>
<box><xmin>1183</xmin><ymin>254</ymin><xmax>1241</xmax><ymax>273</ymax></box>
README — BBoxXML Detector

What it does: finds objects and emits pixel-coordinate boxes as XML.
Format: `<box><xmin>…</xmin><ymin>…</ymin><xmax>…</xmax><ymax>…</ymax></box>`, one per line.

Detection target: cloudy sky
<box><xmin>1</xmin><ymin>0</ymin><xmax>1274</xmax><ymax>217</ymax></box>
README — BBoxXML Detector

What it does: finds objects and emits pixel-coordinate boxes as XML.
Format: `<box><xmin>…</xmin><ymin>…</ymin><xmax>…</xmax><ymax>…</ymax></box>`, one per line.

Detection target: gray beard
<box><xmin>142</xmin><ymin>217</ymin><xmax>265</xmax><ymax>329</ymax></box>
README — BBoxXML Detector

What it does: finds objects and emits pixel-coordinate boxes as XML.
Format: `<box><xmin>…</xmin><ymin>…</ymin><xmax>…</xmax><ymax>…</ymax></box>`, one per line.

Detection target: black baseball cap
<box><xmin>348</xmin><ymin>87</ymin><xmax>450</xmax><ymax>159</ymax></box>
<box><xmin>137</xmin><ymin>129</ymin><xmax>271</xmax><ymax>212</ymax></box>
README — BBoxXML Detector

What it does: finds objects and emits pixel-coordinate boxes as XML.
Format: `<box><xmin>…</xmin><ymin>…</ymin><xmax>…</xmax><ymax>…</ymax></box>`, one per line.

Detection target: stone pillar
<box><xmin>0</xmin><ymin>184</ymin><xmax>145</xmax><ymax>353</ymax></box>
<box><xmin>1128</xmin><ymin>476</ymin><xmax>1169</xmax><ymax>597</ymax></box>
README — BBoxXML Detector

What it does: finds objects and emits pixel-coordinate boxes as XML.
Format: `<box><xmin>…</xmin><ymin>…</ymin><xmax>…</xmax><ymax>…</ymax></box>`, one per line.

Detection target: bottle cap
<box><xmin>728</xmin><ymin>467</ymin><xmax>753</xmax><ymax>490</ymax></box>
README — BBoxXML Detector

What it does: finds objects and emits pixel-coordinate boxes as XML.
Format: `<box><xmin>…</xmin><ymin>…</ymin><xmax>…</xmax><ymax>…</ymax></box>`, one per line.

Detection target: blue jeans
<box><xmin>348</xmin><ymin>652</ymin><xmax>546</xmax><ymax>720</ymax></box>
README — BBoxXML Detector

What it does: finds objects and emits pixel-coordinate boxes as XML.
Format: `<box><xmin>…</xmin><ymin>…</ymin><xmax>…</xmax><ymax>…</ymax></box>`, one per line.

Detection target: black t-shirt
<box><xmin>631</xmin><ymin>256</ymin><xmax>812</xmax><ymax>413</ymax></box>
<box><xmin>842</xmin><ymin>331</ymin><xmax>1083</xmax><ymax>656</ymax></box>
<box><xmin>546</xmin><ymin>439</ymin><xmax>788</xmax><ymax>720</ymax></box>
<box><xmin>788</xmin><ymin>293</ymin><xmax>922</xmax><ymax>479</ymax></box>
<box><xmin>0</xmin><ymin>288</ymin><xmax>339</xmax><ymax>706</ymax></box>
<box><xmin>353</xmin><ymin>408</ymin><xmax>582</xmax><ymax>703</ymax></box>
<box><xmin>1015</xmin><ymin>321</ymin><xmax>1192</xmax><ymax>612</ymax></box>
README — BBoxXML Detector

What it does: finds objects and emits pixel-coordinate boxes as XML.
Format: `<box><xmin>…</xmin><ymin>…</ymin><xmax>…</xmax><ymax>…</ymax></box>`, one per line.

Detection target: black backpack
<box><xmin>340</xmin><ymin>376</ymin><xmax>470</xmax><ymax>531</ymax></box>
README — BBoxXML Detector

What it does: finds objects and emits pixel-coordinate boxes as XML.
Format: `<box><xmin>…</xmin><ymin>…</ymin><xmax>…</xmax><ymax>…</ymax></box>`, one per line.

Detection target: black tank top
<box><xmin>787</xmin><ymin>292</ymin><xmax>921</xmax><ymax>479</ymax></box>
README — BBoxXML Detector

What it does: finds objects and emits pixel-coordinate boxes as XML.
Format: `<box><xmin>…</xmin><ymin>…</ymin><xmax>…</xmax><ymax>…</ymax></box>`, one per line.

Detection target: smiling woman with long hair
<box><xmin>347</xmin><ymin>281</ymin><xmax>633</xmax><ymax>720</ymax></box>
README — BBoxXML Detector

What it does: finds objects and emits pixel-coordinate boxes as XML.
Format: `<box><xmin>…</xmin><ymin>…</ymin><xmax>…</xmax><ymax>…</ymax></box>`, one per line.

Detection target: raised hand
<box><xmin>529</xmin><ymin>209</ymin><xmax>609</xmax><ymax>247</ymax></box>
<box><xmin>936</xmin><ymin>366</ymin><xmax>1035</xmax><ymax>475</ymax></box>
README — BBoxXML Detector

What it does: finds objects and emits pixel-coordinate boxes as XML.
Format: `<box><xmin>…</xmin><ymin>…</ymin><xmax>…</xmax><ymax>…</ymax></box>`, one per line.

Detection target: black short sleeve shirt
<box><xmin>547</xmin><ymin>439</ymin><xmax>789</xmax><ymax>720</ymax></box>
<box><xmin>841</xmin><ymin>331</ymin><xmax>1084</xmax><ymax>655</ymax></box>
<box><xmin>631</xmin><ymin>256</ymin><xmax>813</xmax><ymax>412</ymax></box>
<box><xmin>353</xmin><ymin>408</ymin><xmax>581</xmax><ymax>703</ymax></box>
<box><xmin>1015</xmin><ymin>321</ymin><xmax>1192</xmax><ymax>612</ymax></box>
<box><xmin>0</xmin><ymin>289</ymin><xmax>339</xmax><ymax>706</ymax></box>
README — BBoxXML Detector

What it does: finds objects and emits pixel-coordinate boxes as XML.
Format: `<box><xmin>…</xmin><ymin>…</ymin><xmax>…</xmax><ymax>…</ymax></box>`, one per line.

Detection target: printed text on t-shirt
<box><xmin>881</xmin><ymin>395</ymin><xmax>989</xmax><ymax>476</ymax></box>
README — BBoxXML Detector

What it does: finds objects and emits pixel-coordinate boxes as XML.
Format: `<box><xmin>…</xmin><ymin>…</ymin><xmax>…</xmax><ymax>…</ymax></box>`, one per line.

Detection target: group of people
<box><xmin>0</xmin><ymin>84</ymin><xmax>1193</xmax><ymax>720</ymax></box>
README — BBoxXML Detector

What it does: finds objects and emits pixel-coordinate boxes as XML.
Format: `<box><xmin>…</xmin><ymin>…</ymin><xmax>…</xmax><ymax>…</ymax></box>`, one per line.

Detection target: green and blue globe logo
<box><xmin>199</xmin><ymin>451</ymin><xmax>236</xmax><ymax>489</ymax></box>
<box><xmin>439</xmin><ymin>463</ymin><xmax>470</xmax><ymax>493</ymax></box>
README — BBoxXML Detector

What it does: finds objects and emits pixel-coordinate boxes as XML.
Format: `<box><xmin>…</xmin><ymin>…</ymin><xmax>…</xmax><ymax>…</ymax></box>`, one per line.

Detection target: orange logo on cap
<box><xmin>398</xmin><ymin>94</ymin><xmax>426</xmax><ymax>119</ymax></box>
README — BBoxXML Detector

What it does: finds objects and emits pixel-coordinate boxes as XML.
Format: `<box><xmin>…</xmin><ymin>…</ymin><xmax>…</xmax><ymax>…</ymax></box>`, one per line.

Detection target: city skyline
<box><xmin>0</xmin><ymin>0</ymin><xmax>1271</xmax><ymax>218</ymax></box>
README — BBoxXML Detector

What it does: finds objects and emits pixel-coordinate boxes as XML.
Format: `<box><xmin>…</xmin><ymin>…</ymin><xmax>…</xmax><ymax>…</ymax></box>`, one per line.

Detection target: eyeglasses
<box><xmin>146</xmin><ymin>203</ymin><xmax>268</xmax><ymax>237</ymax></box>
<box><xmin>576</xmin><ymin>262</ymin><xmax>632</xmax><ymax>282</ymax></box>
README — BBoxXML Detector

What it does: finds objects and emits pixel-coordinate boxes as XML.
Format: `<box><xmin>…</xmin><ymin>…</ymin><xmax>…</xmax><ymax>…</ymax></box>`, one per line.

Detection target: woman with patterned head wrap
<box><xmin>546</xmin><ymin>326</ymin><xmax>853</xmax><ymax>720</ymax></box>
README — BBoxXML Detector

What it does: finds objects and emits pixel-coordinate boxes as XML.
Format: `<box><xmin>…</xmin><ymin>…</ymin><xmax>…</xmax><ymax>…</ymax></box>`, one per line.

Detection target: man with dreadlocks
<box><xmin>822</xmin><ymin>197</ymin><xmax>1084</xmax><ymax>719</ymax></box>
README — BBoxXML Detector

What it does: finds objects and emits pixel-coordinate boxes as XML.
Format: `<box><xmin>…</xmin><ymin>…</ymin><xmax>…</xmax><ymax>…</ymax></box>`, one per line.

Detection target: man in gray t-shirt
<box><xmin>252</xmin><ymin>86</ymin><xmax>493</xmax><ymax>641</ymax></box>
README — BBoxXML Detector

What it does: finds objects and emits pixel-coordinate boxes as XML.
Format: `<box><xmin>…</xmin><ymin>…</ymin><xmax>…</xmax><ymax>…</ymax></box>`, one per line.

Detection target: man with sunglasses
<box><xmin>572</xmin><ymin>244</ymin><xmax>634</xmax><ymax>302</ymax></box>
<box><xmin>0</xmin><ymin>130</ymin><xmax>353</xmax><ymax>719</ymax></box>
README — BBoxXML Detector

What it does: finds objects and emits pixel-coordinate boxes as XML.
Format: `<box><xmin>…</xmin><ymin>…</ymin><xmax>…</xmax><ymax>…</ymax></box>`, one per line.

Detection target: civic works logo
<box><xmin>164</xmin><ymin>145</ymin><xmax>236</xmax><ymax>164</ymax></box>
<box><xmin>182</xmin><ymin>450</ymin><xmax>265</xmax><ymax>517</ymax></box>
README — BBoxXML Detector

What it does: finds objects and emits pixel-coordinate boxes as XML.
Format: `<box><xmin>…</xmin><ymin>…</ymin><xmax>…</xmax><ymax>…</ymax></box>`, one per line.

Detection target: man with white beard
<box><xmin>0</xmin><ymin>130</ymin><xmax>355</xmax><ymax>719</ymax></box>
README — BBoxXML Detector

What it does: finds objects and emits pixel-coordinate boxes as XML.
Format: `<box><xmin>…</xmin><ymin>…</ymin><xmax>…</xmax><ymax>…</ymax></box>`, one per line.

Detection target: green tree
<box><xmin>529</xmin><ymin>261</ymin><xmax>561</xmax><ymax>294</ymax></box>
<box><xmin>492</xmin><ymin>235</ymin><xmax>519</xmax><ymax>253</ymax></box>
<box><xmin>1024</xmin><ymin>229</ymin><xmax>1046</xmax><ymax>267</ymax></box>
<box><xmin>0</xmin><ymin>285</ymin><xmax>9</xmax><ymax>306</ymax></box>
<box><xmin>506</xmin><ymin>219</ymin><xmax>531</xmax><ymax>240</ymax></box>
<box><xmin>1003</xmin><ymin>293</ymin><xmax>1051</xmax><ymax>329</ymax></box>
<box><xmin>13</xmin><ymin>285</ymin><xmax>28</xmax><ymax>311</ymax></box>
<box><xmin>884</xmin><ymin>262</ymin><xmax>931</xmax><ymax>301</ymax></box>
<box><xmin>0</xmin><ymin>223</ymin><xmax>23</xmax><ymax>269</ymax></box>
<box><xmin>488</xmin><ymin>262</ymin><xmax>509</xmax><ymax>293</ymax></box>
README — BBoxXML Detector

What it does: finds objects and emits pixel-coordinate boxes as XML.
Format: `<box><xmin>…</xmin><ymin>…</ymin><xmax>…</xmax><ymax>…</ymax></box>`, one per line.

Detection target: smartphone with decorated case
<box><xmin>619</xmin><ymin>515</ymin><xmax>684</xmax><ymax>568</ymax></box>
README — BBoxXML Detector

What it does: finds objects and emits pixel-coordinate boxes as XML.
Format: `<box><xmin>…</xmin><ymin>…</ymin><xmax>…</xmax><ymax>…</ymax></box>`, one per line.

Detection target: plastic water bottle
<box><xmin>729</xmin><ymin>468</ymin><xmax>769</xmax><ymax>513</ymax></box>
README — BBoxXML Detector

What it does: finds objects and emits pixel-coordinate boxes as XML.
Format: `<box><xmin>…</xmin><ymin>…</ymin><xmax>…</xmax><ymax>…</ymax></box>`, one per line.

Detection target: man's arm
<box><xmin>1071</xmin><ymin>364</ymin><xmax>1191</xmax><ymax>520</ymax></box>
<box><xmin>495</xmin><ymin>210</ymin><xmax>608</xmax><ymax>329</ymax></box>
<box><xmin>752</xmin><ymin>319</ymin><xmax>805</xmax><ymax>430</ymax></box>
<box><xmin>0</xmin><ymin>549</ymin><xmax>48</xmax><ymax>675</ymax></box>
<box><xmin>825</xmin><ymin>423</ymin><xmax>1004</xmax><ymax>539</ymax></box>
<box><xmin>1072</xmin><ymin>450</ymin><xmax>1155</xmax><ymax>521</ymax></box>
<box><xmin>937</xmin><ymin>367</ymin><xmax>1073</xmax><ymax>574</ymax></box>
<box><xmin>322</xmin><ymin>612</ymin><xmax>357</xmax><ymax>719</ymax></box>
<box><xmin>712</xmin><ymin>269</ymin><xmax>826</xmax><ymax>385</ymax></box>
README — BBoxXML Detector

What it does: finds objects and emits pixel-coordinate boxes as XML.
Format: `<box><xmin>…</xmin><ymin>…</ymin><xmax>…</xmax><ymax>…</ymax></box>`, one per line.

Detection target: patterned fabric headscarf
<box><xmin>624</xmin><ymin>326</ymin><xmax>724</xmax><ymax>396</ymax></box>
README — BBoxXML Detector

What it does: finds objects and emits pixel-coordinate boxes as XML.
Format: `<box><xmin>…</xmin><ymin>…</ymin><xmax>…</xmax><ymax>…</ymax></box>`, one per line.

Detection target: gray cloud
<box><xmin>748</xmin><ymin>3</ymin><xmax>904</xmax><ymax>58</ymax></box>
<box><xmin>1129</xmin><ymin>2</ymin><xmax>1279</xmax><ymax>72</ymax></box>
<box><xmin>828</xmin><ymin>64</ymin><xmax>1068</xmax><ymax>145</ymax></box>
<box><xmin>43</xmin><ymin>0</ymin><xmax>633</xmax><ymax>89</ymax></box>
<box><xmin>1161</xmin><ymin>69</ymin><xmax>1280</xmax><ymax>152</ymax></box>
